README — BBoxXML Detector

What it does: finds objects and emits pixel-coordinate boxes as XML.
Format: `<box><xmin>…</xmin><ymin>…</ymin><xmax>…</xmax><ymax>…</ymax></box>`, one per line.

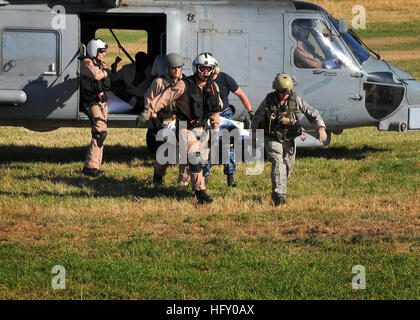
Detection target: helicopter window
<box><xmin>364</xmin><ymin>83</ymin><xmax>404</xmax><ymax>120</ymax></box>
<box><xmin>292</xmin><ymin>19</ymin><xmax>349</xmax><ymax>69</ymax></box>
<box><xmin>2</xmin><ymin>30</ymin><xmax>59</xmax><ymax>76</ymax></box>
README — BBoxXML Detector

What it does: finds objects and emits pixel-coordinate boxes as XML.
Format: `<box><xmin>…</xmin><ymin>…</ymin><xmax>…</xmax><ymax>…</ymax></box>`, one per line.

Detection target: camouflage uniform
<box><xmin>81</xmin><ymin>58</ymin><xmax>110</xmax><ymax>171</ymax></box>
<box><xmin>251</xmin><ymin>91</ymin><xmax>325</xmax><ymax>202</ymax></box>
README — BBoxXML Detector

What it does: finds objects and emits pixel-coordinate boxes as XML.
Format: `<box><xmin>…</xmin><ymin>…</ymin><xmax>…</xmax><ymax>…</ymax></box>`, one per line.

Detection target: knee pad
<box><xmin>94</xmin><ymin>117</ymin><xmax>107</xmax><ymax>125</ymax></box>
<box><xmin>93</xmin><ymin>131</ymin><xmax>107</xmax><ymax>148</ymax></box>
<box><xmin>188</xmin><ymin>152</ymin><xmax>203</xmax><ymax>173</ymax></box>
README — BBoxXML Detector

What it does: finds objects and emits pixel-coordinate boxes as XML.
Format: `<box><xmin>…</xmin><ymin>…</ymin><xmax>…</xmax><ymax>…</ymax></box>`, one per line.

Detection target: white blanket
<box><xmin>107</xmin><ymin>91</ymin><xmax>134</xmax><ymax>114</ymax></box>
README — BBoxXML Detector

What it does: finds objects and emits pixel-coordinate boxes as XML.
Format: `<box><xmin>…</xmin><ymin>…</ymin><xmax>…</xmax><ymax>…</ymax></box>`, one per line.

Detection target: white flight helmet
<box><xmin>87</xmin><ymin>38</ymin><xmax>108</xmax><ymax>59</ymax></box>
<box><xmin>192</xmin><ymin>52</ymin><xmax>217</xmax><ymax>75</ymax></box>
<box><xmin>213</xmin><ymin>57</ymin><xmax>220</xmax><ymax>76</ymax></box>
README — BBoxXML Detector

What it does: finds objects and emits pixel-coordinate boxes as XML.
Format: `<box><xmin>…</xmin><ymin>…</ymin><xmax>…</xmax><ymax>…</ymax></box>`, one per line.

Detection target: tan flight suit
<box><xmin>252</xmin><ymin>91</ymin><xmax>325</xmax><ymax>199</ymax></box>
<box><xmin>142</xmin><ymin>77</ymin><xmax>221</xmax><ymax>191</ymax></box>
<box><xmin>294</xmin><ymin>40</ymin><xmax>324</xmax><ymax>69</ymax></box>
<box><xmin>144</xmin><ymin>74</ymin><xmax>186</xmax><ymax>183</ymax></box>
<box><xmin>81</xmin><ymin>58</ymin><xmax>109</xmax><ymax>170</ymax></box>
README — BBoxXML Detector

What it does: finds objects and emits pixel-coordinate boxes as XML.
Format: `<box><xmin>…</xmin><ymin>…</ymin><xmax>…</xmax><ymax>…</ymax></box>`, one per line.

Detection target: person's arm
<box><xmin>110</xmin><ymin>66</ymin><xmax>124</xmax><ymax>81</ymax></box>
<box><xmin>81</xmin><ymin>58</ymin><xmax>108</xmax><ymax>80</ymax></box>
<box><xmin>251</xmin><ymin>100</ymin><xmax>266</xmax><ymax>130</ymax></box>
<box><xmin>110</xmin><ymin>56</ymin><xmax>122</xmax><ymax>74</ymax></box>
<box><xmin>294</xmin><ymin>43</ymin><xmax>323</xmax><ymax>69</ymax></box>
<box><xmin>142</xmin><ymin>79</ymin><xmax>184</xmax><ymax>120</ymax></box>
<box><xmin>296</xmin><ymin>96</ymin><xmax>327</xmax><ymax>142</ymax></box>
<box><xmin>234</xmin><ymin>87</ymin><xmax>253</xmax><ymax>114</ymax></box>
<box><xmin>250</xmin><ymin>100</ymin><xmax>267</xmax><ymax>149</ymax></box>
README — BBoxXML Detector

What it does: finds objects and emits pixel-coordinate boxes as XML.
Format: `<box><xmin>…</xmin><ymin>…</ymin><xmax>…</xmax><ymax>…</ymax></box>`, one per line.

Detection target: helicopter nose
<box><xmin>405</xmin><ymin>78</ymin><xmax>420</xmax><ymax>106</ymax></box>
<box><xmin>405</xmin><ymin>80</ymin><xmax>420</xmax><ymax>130</ymax></box>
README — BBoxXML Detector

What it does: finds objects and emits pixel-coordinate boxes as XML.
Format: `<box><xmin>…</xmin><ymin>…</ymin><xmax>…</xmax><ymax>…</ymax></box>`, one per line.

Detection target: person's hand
<box><xmin>279</xmin><ymin>117</ymin><xmax>291</xmax><ymax>125</ymax></box>
<box><xmin>248</xmin><ymin>110</ymin><xmax>255</xmax><ymax>120</ymax></box>
<box><xmin>279</xmin><ymin>117</ymin><xmax>298</xmax><ymax>125</ymax></box>
<box><xmin>151</xmin><ymin>117</ymin><xmax>163</xmax><ymax>131</ymax></box>
<box><xmin>136</xmin><ymin>113</ymin><xmax>148</xmax><ymax>127</ymax></box>
<box><xmin>318</xmin><ymin>127</ymin><xmax>327</xmax><ymax>142</ymax></box>
<box><xmin>111</xmin><ymin>57</ymin><xmax>122</xmax><ymax>73</ymax></box>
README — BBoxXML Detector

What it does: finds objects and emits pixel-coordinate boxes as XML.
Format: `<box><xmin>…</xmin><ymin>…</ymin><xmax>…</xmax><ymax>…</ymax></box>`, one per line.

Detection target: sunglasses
<box><xmin>98</xmin><ymin>49</ymin><xmax>106</xmax><ymax>54</ymax></box>
<box><xmin>198</xmin><ymin>65</ymin><xmax>213</xmax><ymax>73</ymax></box>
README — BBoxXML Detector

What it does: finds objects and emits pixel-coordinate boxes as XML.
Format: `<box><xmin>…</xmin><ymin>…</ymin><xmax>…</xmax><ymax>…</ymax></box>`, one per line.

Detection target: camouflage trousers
<box><xmin>265</xmin><ymin>137</ymin><xmax>296</xmax><ymax>198</ymax></box>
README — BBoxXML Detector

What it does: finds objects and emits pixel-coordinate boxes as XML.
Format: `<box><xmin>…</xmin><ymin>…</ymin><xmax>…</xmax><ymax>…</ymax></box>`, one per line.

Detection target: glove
<box><xmin>136</xmin><ymin>113</ymin><xmax>148</xmax><ymax>127</ymax></box>
<box><xmin>279</xmin><ymin>117</ymin><xmax>298</xmax><ymax>125</ymax></box>
<box><xmin>318</xmin><ymin>127</ymin><xmax>327</xmax><ymax>142</ymax></box>
<box><xmin>279</xmin><ymin>117</ymin><xmax>292</xmax><ymax>125</ymax></box>
<box><xmin>151</xmin><ymin>117</ymin><xmax>163</xmax><ymax>131</ymax></box>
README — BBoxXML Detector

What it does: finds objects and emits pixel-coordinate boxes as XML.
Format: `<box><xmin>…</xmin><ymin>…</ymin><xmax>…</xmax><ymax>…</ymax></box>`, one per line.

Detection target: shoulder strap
<box><xmin>287</xmin><ymin>92</ymin><xmax>297</xmax><ymax>114</ymax></box>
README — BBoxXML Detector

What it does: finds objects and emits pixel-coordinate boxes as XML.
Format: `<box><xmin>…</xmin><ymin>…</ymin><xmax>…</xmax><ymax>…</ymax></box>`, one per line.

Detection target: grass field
<box><xmin>0</xmin><ymin>0</ymin><xmax>419</xmax><ymax>300</ymax></box>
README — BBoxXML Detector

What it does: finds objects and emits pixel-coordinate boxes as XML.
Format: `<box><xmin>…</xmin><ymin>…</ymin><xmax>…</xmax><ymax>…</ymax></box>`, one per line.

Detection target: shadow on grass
<box><xmin>297</xmin><ymin>145</ymin><xmax>389</xmax><ymax>160</ymax></box>
<box><xmin>9</xmin><ymin>175</ymin><xmax>192</xmax><ymax>200</ymax></box>
<box><xmin>0</xmin><ymin>144</ymin><xmax>153</xmax><ymax>164</ymax></box>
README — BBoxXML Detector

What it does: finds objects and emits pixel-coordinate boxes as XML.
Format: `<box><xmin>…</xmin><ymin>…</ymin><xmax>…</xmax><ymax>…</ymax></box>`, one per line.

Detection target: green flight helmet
<box><xmin>272</xmin><ymin>73</ymin><xmax>294</xmax><ymax>93</ymax></box>
<box><xmin>165</xmin><ymin>53</ymin><xmax>184</xmax><ymax>69</ymax></box>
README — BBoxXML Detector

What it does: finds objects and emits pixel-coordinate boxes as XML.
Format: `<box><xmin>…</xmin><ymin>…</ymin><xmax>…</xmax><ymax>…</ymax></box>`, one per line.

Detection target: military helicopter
<box><xmin>0</xmin><ymin>0</ymin><xmax>418</xmax><ymax>151</ymax></box>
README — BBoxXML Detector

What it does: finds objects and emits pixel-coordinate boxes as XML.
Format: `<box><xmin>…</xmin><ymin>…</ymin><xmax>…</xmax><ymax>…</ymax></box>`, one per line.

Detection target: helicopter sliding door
<box><xmin>0</xmin><ymin>2</ymin><xmax>80</xmax><ymax>120</ymax></box>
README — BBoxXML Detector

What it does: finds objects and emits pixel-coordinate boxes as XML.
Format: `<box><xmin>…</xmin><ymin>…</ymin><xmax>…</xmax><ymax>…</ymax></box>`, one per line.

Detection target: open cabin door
<box><xmin>0</xmin><ymin>3</ymin><xmax>80</xmax><ymax>120</ymax></box>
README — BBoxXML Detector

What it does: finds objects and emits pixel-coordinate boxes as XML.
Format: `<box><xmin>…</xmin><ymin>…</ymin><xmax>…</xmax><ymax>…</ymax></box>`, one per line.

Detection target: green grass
<box><xmin>1</xmin><ymin>238</ymin><xmax>419</xmax><ymax>299</ymax></box>
<box><xmin>371</xmin><ymin>39</ymin><xmax>420</xmax><ymax>52</ymax></box>
<box><xmin>0</xmin><ymin>127</ymin><xmax>419</xmax><ymax>299</ymax></box>
<box><xmin>1</xmin><ymin>8</ymin><xmax>420</xmax><ymax>299</ymax></box>
<box><xmin>95</xmin><ymin>29</ymin><xmax>148</xmax><ymax>44</ymax></box>
<box><xmin>357</xmin><ymin>20</ymin><xmax>420</xmax><ymax>39</ymax></box>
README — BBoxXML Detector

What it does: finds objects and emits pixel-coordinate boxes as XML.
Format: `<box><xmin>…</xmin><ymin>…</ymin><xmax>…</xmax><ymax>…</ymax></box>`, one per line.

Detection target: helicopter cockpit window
<box><xmin>292</xmin><ymin>19</ymin><xmax>350</xmax><ymax>69</ymax></box>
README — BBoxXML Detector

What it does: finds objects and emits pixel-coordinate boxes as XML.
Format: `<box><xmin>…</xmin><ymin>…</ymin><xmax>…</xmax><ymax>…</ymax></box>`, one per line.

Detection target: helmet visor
<box><xmin>198</xmin><ymin>65</ymin><xmax>213</xmax><ymax>73</ymax></box>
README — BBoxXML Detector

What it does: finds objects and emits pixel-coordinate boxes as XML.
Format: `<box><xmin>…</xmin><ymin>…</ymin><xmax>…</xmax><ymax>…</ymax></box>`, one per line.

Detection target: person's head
<box><xmin>272</xmin><ymin>73</ymin><xmax>294</xmax><ymax>99</ymax></box>
<box><xmin>135</xmin><ymin>51</ymin><xmax>150</xmax><ymax>72</ymax></box>
<box><xmin>87</xmin><ymin>38</ymin><xmax>108</xmax><ymax>62</ymax></box>
<box><xmin>292</xmin><ymin>19</ymin><xmax>313</xmax><ymax>41</ymax></box>
<box><xmin>164</xmin><ymin>52</ymin><xmax>184</xmax><ymax>80</ymax></box>
<box><xmin>192</xmin><ymin>52</ymin><xmax>217</xmax><ymax>82</ymax></box>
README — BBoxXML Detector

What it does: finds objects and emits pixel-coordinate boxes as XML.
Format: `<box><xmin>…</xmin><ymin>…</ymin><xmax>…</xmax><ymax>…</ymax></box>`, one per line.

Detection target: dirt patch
<box><xmin>365</xmin><ymin>37</ymin><xmax>420</xmax><ymax>48</ymax></box>
<box><xmin>315</xmin><ymin>0</ymin><xmax>420</xmax><ymax>23</ymax></box>
<box><xmin>380</xmin><ymin>50</ymin><xmax>420</xmax><ymax>61</ymax></box>
<box><xmin>1</xmin><ymin>196</ymin><xmax>418</xmax><ymax>245</ymax></box>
